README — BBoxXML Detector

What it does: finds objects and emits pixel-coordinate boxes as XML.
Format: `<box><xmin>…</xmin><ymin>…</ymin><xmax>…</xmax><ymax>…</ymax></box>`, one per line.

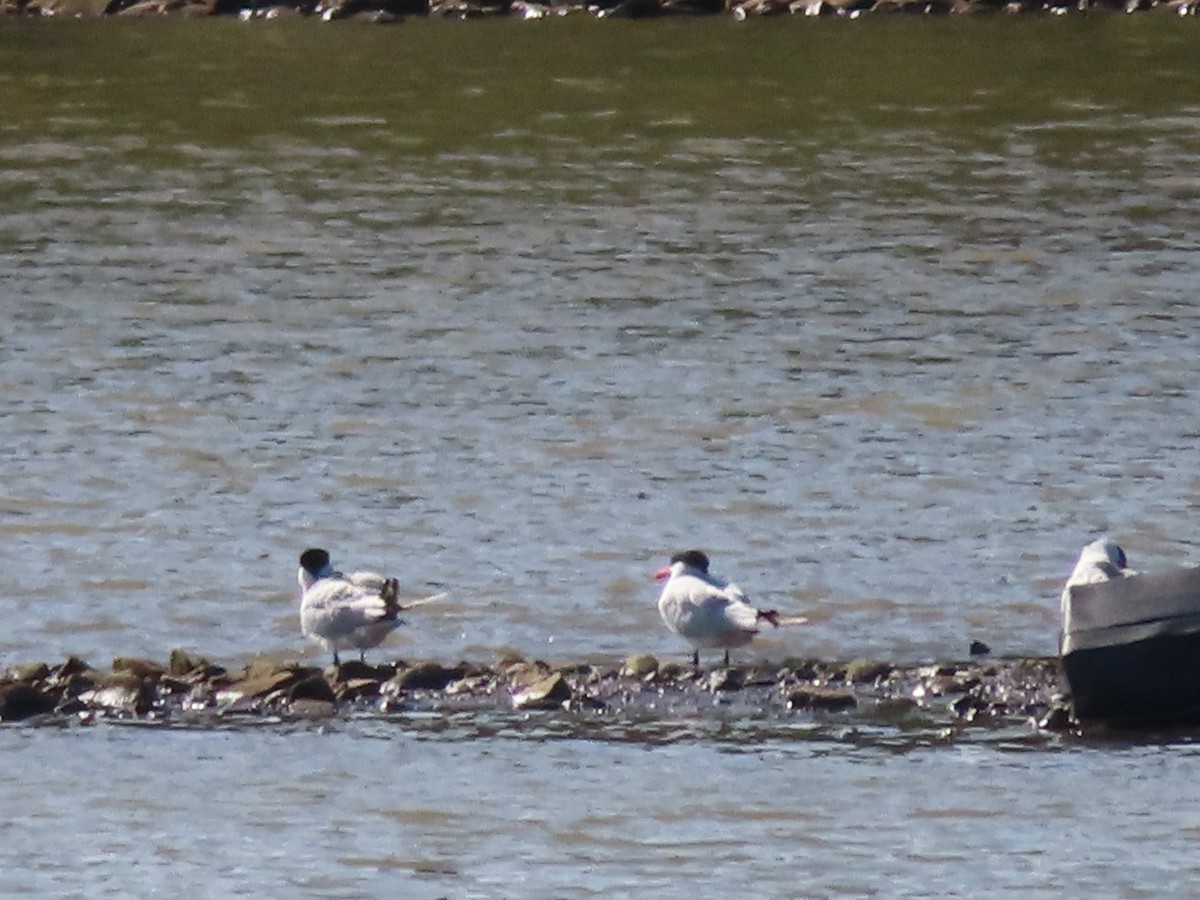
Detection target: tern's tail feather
<box><xmin>774</xmin><ymin>614</ymin><xmax>809</xmax><ymax>627</ymax></box>
<box><xmin>398</xmin><ymin>591</ymin><xmax>449</xmax><ymax>611</ymax></box>
<box><xmin>380</xmin><ymin>578</ymin><xmax>401</xmax><ymax>616</ymax></box>
<box><xmin>757</xmin><ymin>610</ymin><xmax>808</xmax><ymax>628</ymax></box>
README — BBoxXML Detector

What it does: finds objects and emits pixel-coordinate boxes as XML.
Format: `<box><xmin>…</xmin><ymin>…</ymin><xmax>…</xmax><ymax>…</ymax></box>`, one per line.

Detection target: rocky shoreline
<box><xmin>3</xmin><ymin>0</ymin><xmax>1196</xmax><ymax>20</ymax></box>
<box><xmin>0</xmin><ymin>649</ymin><xmax>1079</xmax><ymax>741</ymax></box>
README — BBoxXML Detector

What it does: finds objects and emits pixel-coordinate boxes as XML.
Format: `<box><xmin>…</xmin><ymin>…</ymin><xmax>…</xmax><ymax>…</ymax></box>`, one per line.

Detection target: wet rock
<box><xmin>97</xmin><ymin>669</ymin><xmax>147</xmax><ymax>691</ymax></box>
<box><xmin>333</xmin><ymin>660</ymin><xmax>395</xmax><ymax>682</ymax></box>
<box><xmin>54</xmin><ymin>656</ymin><xmax>94</xmax><ymax>679</ymax></box>
<box><xmin>656</xmin><ymin>662</ymin><xmax>692</xmax><ymax>683</ymax></box>
<box><xmin>4</xmin><ymin>663</ymin><xmax>50</xmax><ymax>683</ymax></box>
<box><xmin>0</xmin><ymin>684</ymin><xmax>58</xmax><ymax>721</ymax></box>
<box><xmin>787</xmin><ymin>687</ymin><xmax>857</xmax><ymax>711</ymax></box>
<box><xmin>731</xmin><ymin>0</ymin><xmax>793</xmax><ymax>16</ymax></box>
<box><xmin>78</xmin><ymin>682</ymin><xmax>153</xmax><ymax>715</ymax></box>
<box><xmin>619</xmin><ymin>654</ymin><xmax>659</xmax><ymax>679</ymax></box>
<box><xmin>779</xmin><ymin>658</ymin><xmax>823</xmax><ymax>681</ymax></box>
<box><xmin>115</xmin><ymin>0</ymin><xmax>216</xmax><ymax>13</ymax></box>
<box><xmin>503</xmin><ymin>660</ymin><xmax>553</xmax><ymax>690</ymax></box>
<box><xmin>289</xmin><ymin>674</ymin><xmax>337</xmax><ymax>703</ymax></box>
<box><xmin>869</xmin><ymin>696</ymin><xmax>921</xmax><ymax>720</ymax></box>
<box><xmin>512</xmin><ymin>673</ymin><xmax>572</xmax><ymax>710</ymax></box>
<box><xmin>317</xmin><ymin>0</ymin><xmax>421</xmax><ymax>18</ymax></box>
<box><xmin>0</xmin><ymin>650</ymin><xmax>1084</xmax><ymax>737</ymax></box>
<box><xmin>112</xmin><ymin>657</ymin><xmax>167</xmax><ymax>680</ymax></box>
<box><xmin>226</xmin><ymin>669</ymin><xmax>301</xmax><ymax>700</ymax></box>
<box><xmin>704</xmin><ymin>667</ymin><xmax>744</xmax><ymax>692</ymax></box>
<box><xmin>510</xmin><ymin>0</ymin><xmax>552</xmax><ymax>15</ymax></box>
<box><xmin>336</xmin><ymin>677</ymin><xmax>382</xmax><ymax>701</ymax></box>
<box><xmin>845</xmin><ymin>659</ymin><xmax>893</xmax><ymax>684</ymax></box>
<box><xmin>237</xmin><ymin>4</ymin><xmax>302</xmax><ymax>15</ymax></box>
<box><xmin>169</xmin><ymin>649</ymin><xmax>215</xmax><ymax>678</ymax></box>
<box><xmin>290</xmin><ymin>698</ymin><xmax>337</xmax><ymax>719</ymax></box>
<box><xmin>394</xmin><ymin>661</ymin><xmax>467</xmax><ymax>691</ymax></box>
<box><xmin>442</xmin><ymin>674</ymin><xmax>494</xmax><ymax>696</ymax></box>
<box><xmin>23</xmin><ymin>0</ymin><xmax>115</xmax><ymax>14</ymax></box>
<box><xmin>929</xmin><ymin>674</ymin><xmax>980</xmax><ymax>697</ymax></box>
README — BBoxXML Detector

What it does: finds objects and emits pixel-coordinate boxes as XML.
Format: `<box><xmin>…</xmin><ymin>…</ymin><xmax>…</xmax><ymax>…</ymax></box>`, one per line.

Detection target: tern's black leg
<box><xmin>333</xmin><ymin>650</ymin><xmax>340</xmax><ymax>667</ymax></box>
<box><xmin>723</xmin><ymin>650</ymin><xmax>730</xmax><ymax>667</ymax></box>
<box><xmin>692</xmin><ymin>649</ymin><xmax>700</xmax><ymax>667</ymax></box>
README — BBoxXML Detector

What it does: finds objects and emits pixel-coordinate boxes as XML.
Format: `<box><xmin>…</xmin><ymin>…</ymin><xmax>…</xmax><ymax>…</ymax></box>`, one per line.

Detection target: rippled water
<box><xmin>3</xmin><ymin>16</ymin><xmax>1200</xmax><ymax>896</ymax></box>
<box><xmin>4</xmin><ymin>722</ymin><xmax>1200</xmax><ymax>897</ymax></box>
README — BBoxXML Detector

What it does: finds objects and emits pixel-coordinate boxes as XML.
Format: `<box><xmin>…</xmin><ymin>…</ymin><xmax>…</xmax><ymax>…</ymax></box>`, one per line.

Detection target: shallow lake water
<box><xmin>2</xmin><ymin>15</ymin><xmax>1200</xmax><ymax>896</ymax></box>
<box><xmin>4</xmin><ymin>722</ymin><xmax>1200</xmax><ymax>897</ymax></box>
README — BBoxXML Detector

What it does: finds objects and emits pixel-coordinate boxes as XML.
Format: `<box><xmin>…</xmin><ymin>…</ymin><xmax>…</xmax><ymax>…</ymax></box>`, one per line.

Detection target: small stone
<box><xmin>0</xmin><ymin>684</ymin><xmax>57</xmax><ymax>721</ymax></box>
<box><xmin>97</xmin><ymin>670</ymin><xmax>145</xmax><ymax>691</ymax></box>
<box><xmin>169</xmin><ymin>649</ymin><xmax>212</xmax><ymax>678</ymax></box>
<box><xmin>54</xmin><ymin>671</ymin><xmax>97</xmax><ymax>698</ymax></box>
<box><xmin>4</xmin><ymin>663</ymin><xmax>50</xmax><ymax>684</ymax></box>
<box><xmin>442</xmin><ymin>675</ymin><xmax>492</xmax><ymax>697</ymax></box>
<box><xmin>969</xmin><ymin>640</ymin><xmax>992</xmax><ymax>656</ymax></box>
<box><xmin>289</xmin><ymin>675</ymin><xmax>337</xmax><ymax>703</ymax></box>
<box><xmin>619</xmin><ymin>654</ymin><xmax>659</xmax><ymax>679</ymax></box>
<box><xmin>656</xmin><ymin>662</ymin><xmax>691</xmax><ymax>684</ymax></box>
<box><xmin>512</xmin><ymin>673</ymin><xmax>572</xmax><ymax>710</ymax></box>
<box><xmin>704</xmin><ymin>668</ymin><xmax>744</xmax><ymax>692</ymax></box>
<box><xmin>395</xmin><ymin>661</ymin><xmax>466</xmax><ymax>691</ymax></box>
<box><xmin>112</xmin><ymin>657</ymin><xmax>167</xmax><ymax>680</ymax></box>
<box><xmin>241</xmin><ymin>657</ymin><xmax>294</xmax><ymax>681</ymax></box>
<box><xmin>778</xmin><ymin>658</ymin><xmax>822</xmax><ymax>681</ymax></box>
<box><xmin>845</xmin><ymin>659</ymin><xmax>892</xmax><ymax>684</ymax></box>
<box><xmin>54</xmin><ymin>657</ymin><xmax>94</xmax><ymax>679</ymax></box>
<box><xmin>503</xmin><ymin>661</ymin><xmax>552</xmax><ymax>689</ymax></box>
<box><xmin>228</xmin><ymin>670</ymin><xmax>299</xmax><ymax>700</ymax></box>
<box><xmin>336</xmin><ymin>678</ymin><xmax>382</xmax><ymax>701</ymax></box>
<box><xmin>290</xmin><ymin>698</ymin><xmax>337</xmax><ymax>719</ymax></box>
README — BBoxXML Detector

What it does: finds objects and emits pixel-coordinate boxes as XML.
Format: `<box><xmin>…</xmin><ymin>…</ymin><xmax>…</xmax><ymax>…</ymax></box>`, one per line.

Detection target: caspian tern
<box><xmin>298</xmin><ymin>548</ymin><xmax>447</xmax><ymax>666</ymax></box>
<box><xmin>654</xmin><ymin>549</ymin><xmax>806</xmax><ymax>667</ymax></box>
<box><xmin>1060</xmin><ymin>538</ymin><xmax>1136</xmax><ymax>635</ymax></box>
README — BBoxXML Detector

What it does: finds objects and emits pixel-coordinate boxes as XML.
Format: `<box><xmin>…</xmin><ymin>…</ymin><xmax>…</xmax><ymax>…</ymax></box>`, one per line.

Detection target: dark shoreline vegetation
<box><xmin>0</xmin><ymin>650</ymin><xmax>1079</xmax><ymax>741</ymax></box>
<box><xmin>2</xmin><ymin>0</ymin><xmax>1196</xmax><ymax>20</ymax></box>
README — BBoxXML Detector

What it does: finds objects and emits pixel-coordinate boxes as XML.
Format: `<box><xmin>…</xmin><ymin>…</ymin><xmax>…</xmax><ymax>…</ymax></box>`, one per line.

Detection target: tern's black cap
<box><xmin>670</xmin><ymin>549</ymin><xmax>710</xmax><ymax>573</ymax></box>
<box><xmin>300</xmin><ymin>548</ymin><xmax>331</xmax><ymax>575</ymax></box>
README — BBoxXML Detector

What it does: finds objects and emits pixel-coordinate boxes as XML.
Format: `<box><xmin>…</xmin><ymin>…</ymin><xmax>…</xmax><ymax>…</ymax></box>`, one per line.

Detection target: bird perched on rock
<box><xmin>297</xmin><ymin>548</ymin><xmax>446</xmax><ymax>667</ymax></box>
<box><xmin>654</xmin><ymin>549</ymin><xmax>807</xmax><ymax>667</ymax></box>
<box><xmin>1060</xmin><ymin>538</ymin><xmax>1136</xmax><ymax>637</ymax></box>
<box><xmin>1061</xmin><ymin>538</ymin><xmax>1135</xmax><ymax>599</ymax></box>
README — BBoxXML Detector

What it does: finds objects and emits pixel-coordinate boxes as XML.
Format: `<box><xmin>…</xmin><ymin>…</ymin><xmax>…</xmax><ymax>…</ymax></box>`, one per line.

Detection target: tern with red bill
<box><xmin>654</xmin><ymin>549</ymin><xmax>807</xmax><ymax>667</ymax></box>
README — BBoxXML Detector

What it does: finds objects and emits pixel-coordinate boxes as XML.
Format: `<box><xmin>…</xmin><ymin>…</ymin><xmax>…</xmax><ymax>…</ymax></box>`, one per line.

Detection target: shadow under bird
<box><xmin>654</xmin><ymin>549</ymin><xmax>808</xmax><ymax>667</ymax></box>
<box><xmin>298</xmin><ymin>548</ymin><xmax>447</xmax><ymax>666</ymax></box>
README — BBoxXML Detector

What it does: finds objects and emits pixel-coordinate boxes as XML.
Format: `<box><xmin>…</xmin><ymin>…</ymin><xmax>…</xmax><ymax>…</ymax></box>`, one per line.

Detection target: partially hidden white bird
<box><xmin>655</xmin><ymin>549</ymin><xmax>807</xmax><ymax>667</ymax></box>
<box><xmin>298</xmin><ymin>548</ymin><xmax>447</xmax><ymax>666</ymax></box>
<box><xmin>1060</xmin><ymin>538</ymin><xmax>1137</xmax><ymax>638</ymax></box>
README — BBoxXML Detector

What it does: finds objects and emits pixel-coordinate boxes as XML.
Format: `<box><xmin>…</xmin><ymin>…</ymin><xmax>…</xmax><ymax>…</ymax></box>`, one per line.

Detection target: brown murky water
<box><xmin>2</xmin><ymin>15</ymin><xmax>1200</xmax><ymax>896</ymax></box>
